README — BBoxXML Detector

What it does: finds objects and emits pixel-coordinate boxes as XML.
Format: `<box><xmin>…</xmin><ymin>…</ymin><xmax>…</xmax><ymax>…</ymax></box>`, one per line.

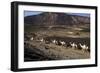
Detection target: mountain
<box><xmin>24</xmin><ymin>12</ymin><xmax>90</xmax><ymax>26</ymax></box>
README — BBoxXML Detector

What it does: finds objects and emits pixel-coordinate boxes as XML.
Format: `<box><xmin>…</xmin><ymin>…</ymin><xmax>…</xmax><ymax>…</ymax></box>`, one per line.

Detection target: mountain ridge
<box><xmin>24</xmin><ymin>12</ymin><xmax>90</xmax><ymax>26</ymax></box>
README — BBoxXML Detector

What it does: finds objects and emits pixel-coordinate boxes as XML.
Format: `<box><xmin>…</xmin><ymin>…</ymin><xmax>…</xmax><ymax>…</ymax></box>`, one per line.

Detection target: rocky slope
<box><xmin>24</xmin><ymin>12</ymin><xmax>90</xmax><ymax>26</ymax></box>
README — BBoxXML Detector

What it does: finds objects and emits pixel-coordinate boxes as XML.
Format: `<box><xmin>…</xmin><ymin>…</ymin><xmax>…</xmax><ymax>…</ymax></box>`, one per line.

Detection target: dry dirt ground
<box><xmin>24</xmin><ymin>40</ymin><xmax>90</xmax><ymax>62</ymax></box>
<box><xmin>24</xmin><ymin>26</ymin><xmax>90</xmax><ymax>61</ymax></box>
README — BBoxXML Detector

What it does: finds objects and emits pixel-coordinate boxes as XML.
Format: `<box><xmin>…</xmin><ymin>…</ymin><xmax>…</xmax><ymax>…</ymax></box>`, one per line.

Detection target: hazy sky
<box><xmin>68</xmin><ymin>13</ymin><xmax>90</xmax><ymax>17</ymax></box>
<box><xmin>24</xmin><ymin>11</ymin><xmax>90</xmax><ymax>17</ymax></box>
<box><xmin>24</xmin><ymin>11</ymin><xmax>42</xmax><ymax>17</ymax></box>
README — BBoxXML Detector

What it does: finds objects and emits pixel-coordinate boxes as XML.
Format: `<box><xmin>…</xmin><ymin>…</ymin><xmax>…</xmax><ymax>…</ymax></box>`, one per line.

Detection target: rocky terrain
<box><xmin>24</xmin><ymin>12</ymin><xmax>90</xmax><ymax>26</ymax></box>
<box><xmin>24</xmin><ymin>12</ymin><xmax>90</xmax><ymax>62</ymax></box>
<box><xmin>24</xmin><ymin>40</ymin><xmax>90</xmax><ymax>62</ymax></box>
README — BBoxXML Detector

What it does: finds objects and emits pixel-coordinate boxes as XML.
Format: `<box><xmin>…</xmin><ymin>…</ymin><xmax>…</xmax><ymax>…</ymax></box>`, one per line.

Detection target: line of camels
<box><xmin>28</xmin><ymin>37</ymin><xmax>90</xmax><ymax>53</ymax></box>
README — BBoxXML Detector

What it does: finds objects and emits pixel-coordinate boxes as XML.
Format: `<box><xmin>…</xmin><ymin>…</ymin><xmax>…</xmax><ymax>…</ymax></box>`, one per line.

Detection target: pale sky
<box><xmin>24</xmin><ymin>11</ymin><xmax>42</xmax><ymax>17</ymax></box>
<box><xmin>24</xmin><ymin>11</ymin><xmax>90</xmax><ymax>17</ymax></box>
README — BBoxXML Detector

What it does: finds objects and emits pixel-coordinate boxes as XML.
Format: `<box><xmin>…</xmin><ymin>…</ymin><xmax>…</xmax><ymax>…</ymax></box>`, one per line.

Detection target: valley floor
<box><xmin>24</xmin><ymin>25</ymin><xmax>90</xmax><ymax>61</ymax></box>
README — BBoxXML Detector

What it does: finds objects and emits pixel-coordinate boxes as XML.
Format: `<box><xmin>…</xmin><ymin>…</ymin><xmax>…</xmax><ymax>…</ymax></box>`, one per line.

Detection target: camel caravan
<box><xmin>24</xmin><ymin>32</ymin><xmax>90</xmax><ymax>53</ymax></box>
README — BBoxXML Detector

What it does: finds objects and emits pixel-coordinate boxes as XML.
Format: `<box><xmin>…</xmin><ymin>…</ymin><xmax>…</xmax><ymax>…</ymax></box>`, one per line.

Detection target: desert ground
<box><xmin>24</xmin><ymin>25</ymin><xmax>90</xmax><ymax>62</ymax></box>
